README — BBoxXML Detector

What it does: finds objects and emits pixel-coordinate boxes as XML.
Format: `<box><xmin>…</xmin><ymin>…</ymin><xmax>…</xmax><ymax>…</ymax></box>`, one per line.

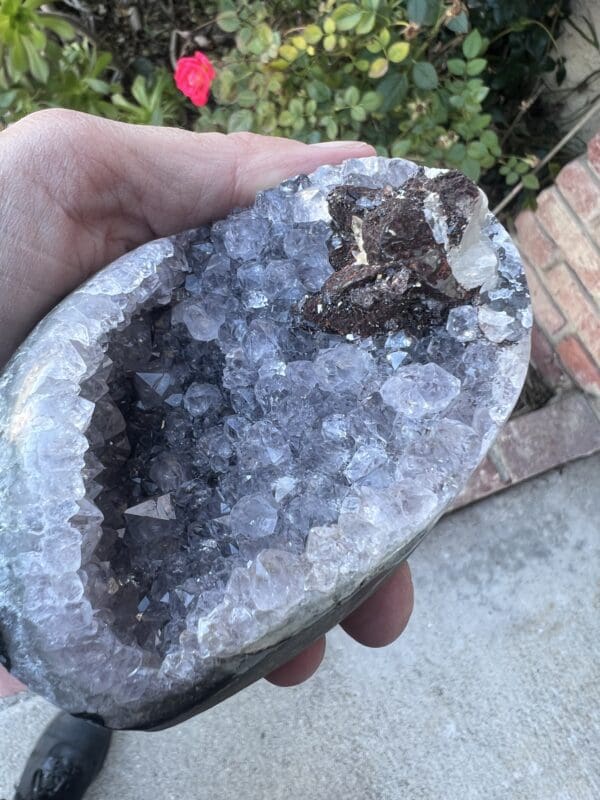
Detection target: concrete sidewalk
<box><xmin>1</xmin><ymin>454</ymin><xmax>599</xmax><ymax>800</ymax></box>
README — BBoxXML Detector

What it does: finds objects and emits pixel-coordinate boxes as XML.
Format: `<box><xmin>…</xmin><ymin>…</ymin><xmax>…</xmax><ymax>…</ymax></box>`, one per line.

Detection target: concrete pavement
<box><xmin>1</xmin><ymin>453</ymin><xmax>599</xmax><ymax>800</ymax></box>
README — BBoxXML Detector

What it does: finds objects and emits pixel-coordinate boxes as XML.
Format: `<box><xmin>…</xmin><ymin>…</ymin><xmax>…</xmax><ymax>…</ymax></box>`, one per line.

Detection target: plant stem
<box><xmin>493</xmin><ymin>95</ymin><xmax>600</xmax><ymax>216</ymax></box>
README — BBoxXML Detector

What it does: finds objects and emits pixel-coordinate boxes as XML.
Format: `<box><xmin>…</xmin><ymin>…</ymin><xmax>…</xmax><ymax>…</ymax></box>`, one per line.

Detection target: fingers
<box><xmin>265</xmin><ymin>636</ymin><xmax>326</xmax><ymax>687</ymax></box>
<box><xmin>341</xmin><ymin>562</ymin><xmax>414</xmax><ymax>648</ymax></box>
<box><xmin>0</xmin><ymin>665</ymin><xmax>25</xmax><ymax>698</ymax></box>
<box><xmin>266</xmin><ymin>561</ymin><xmax>413</xmax><ymax>687</ymax></box>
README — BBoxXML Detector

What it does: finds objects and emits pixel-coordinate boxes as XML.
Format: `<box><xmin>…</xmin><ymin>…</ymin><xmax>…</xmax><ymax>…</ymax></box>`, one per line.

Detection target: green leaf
<box><xmin>236</xmin><ymin>26</ymin><xmax>253</xmax><ymax>53</ymax></box>
<box><xmin>447</xmin><ymin>58</ymin><xmax>466</xmax><ymax>76</ymax></box>
<box><xmin>378</xmin><ymin>72</ymin><xmax>408</xmax><ymax>112</ymax></box>
<box><xmin>28</xmin><ymin>26</ymin><xmax>46</xmax><ymax>50</ymax></box>
<box><xmin>356</xmin><ymin>10</ymin><xmax>376</xmax><ymax>35</ymax></box>
<box><xmin>368</xmin><ymin>57</ymin><xmax>389</xmax><ymax>79</ymax></box>
<box><xmin>3</xmin><ymin>0</ymin><xmax>22</xmax><ymax>16</ymax></box>
<box><xmin>350</xmin><ymin>105</ymin><xmax>367</xmax><ymax>121</ymax></box>
<box><xmin>216</xmin><ymin>10</ymin><xmax>240</xmax><ymax>32</ymax></box>
<box><xmin>522</xmin><ymin>174</ymin><xmax>540</xmax><ymax>190</ymax></box>
<box><xmin>447</xmin><ymin>143</ymin><xmax>466</xmax><ymax>163</ymax></box>
<box><xmin>22</xmin><ymin>36</ymin><xmax>49</xmax><ymax>83</ymax></box>
<box><xmin>467</xmin><ymin>141</ymin><xmax>487</xmax><ymax>160</ymax></box>
<box><xmin>307</xmin><ymin>80</ymin><xmax>331</xmax><ymax>102</ymax></box>
<box><xmin>407</xmin><ymin>0</ymin><xmax>440</xmax><ymax>26</ymax></box>
<box><xmin>289</xmin><ymin>98</ymin><xmax>304</xmax><ymax>116</ymax></box>
<box><xmin>361</xmin><ymin>90</ymin><xmax>382</xmax><ymax>112</ymax></box>
<box><xmin>481</xmin><ymin>130</ymin><xmax>499</xmax><ymax>149</ymax></box>
<box><xmin>391</xmin><ymin>138</ymin><xmax>412</xmax><ymax>157</ymax></box>
<box><xmin>278</xmin><ymin>110</ymin><xmax>294</xmax><ymax>126</ymax></box>
<box><xmin>304</xmin><ymin>24</ymin><xmax>322</xmax><ymax>44</ymax></box>
<box><xmin>213</xmin><ymin>70</ymin><xmax>236</xmax><ymax>103</ymax></box>
<box><xmin>344</xmin><ymin>85</ymin><xmax>360</xmax><ymax>106</ymax></box>
<box><xmin>463</xmin><ymin>29</ymin><xmax>483</xmax><ymax>59</ymax></box>
<box><xmin>379</xmin><ymin>28</ymin><xmax>391</xmax><ymax>47</ymax></box>
<box><xmin>366</xmin><ymin>38</ymin><xmax>383</xmax><ymax>54</ymax></box>
<box><xmin>332</xmin><ymin>4</ymin><xmax>363</xmax><ymax>31</ymax></box>
<box><xmin>291</xmin><ymin>35</ymin><xmax>307</xmax><ymax>50</ymax></box>
<box><xmin>461</xmin><ymin>157</ymin><xmax>481</xmax><ymax>182</ymax></box>
<box><xmin>0</xmin><ymin>89</ymin><xmax>18</xmax><ymax>109</ymax></box>
<box><xmin>279</xmin><ymin>44</ymin><xmax>298</xmax><ymax>62</ymax></box>
<box><xmin>131</xmin><ymin>75</ymin><xmax>149</xmax><ymax>106</ymax></box>
<box><xmin>445</xmin><ymin>11</ymin><xmax>469</xmax><ymax>34</ymax></box>
<box><xmin>8</xmin><ymin>36</ymin><xmax>28</xmax><ymax>79</ymax></box>
<box><xmin>40</xmin><ymin>15</ymin><xmax>75</xmax><ymax>39</ymax></box>
<box><xmin>237</xmin><ymin>88</ymin><xmax>257</xmax><ymax>107</ymax></box>
<box><xmin>227</xmin><ymin>109</ymin><xmax>254</xmax><ymax>132</ymax></box>
<box><xmin>412</xmin><ymin>61</ymin><xmax>438</xmax><ymax>90</ymax></box>
<box><xmin>506</xmin><ymin>171</ymin><xmax>520</xmax><ymax>186</ymax></box>
<box><xmin>388</xmin><ymin>41</ymin><xmax>410</xmax><ymax>63</ymax></box>
<box><xmin>83</xmin><ymin>77</ymin><xmax>111</xmax><ymax>94</ymax></box>
<box><xmin>325</xmin><ymin>117</ymin><xmax>338</xmax><ymax>139</ymax></box>
<box><xmin>466</xmin><ymin>58</ymin><xmax>487</xmax><ymax>76</ymax></box>
<box><xmin>323</xmin><ymin>34</ymin><xmax>336</xmax><ymax>52</ymax></box>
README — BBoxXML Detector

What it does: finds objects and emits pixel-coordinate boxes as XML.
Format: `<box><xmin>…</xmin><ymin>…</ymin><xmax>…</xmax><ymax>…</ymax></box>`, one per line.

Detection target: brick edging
<box><xmin>451</xmin><ymin>391</ymin><xmax>600</xmax><ymax>510</ymax></box>
<box><xmin>514</xmin><ymin>134</ymin><xmax>600</xmax><ymax>395</ymax></box>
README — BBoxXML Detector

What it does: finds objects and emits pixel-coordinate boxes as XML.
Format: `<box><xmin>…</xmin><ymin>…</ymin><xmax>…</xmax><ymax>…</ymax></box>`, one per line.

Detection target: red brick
<box><xmin>530</xmin><ymin>325</ymin><xmax>571</xmax><ymax>391</ymax></box>
<box><xmin>524</xmin><ymin>263</ymin><xmax>566</xmax><ymax>336</ymax></box>
<box><xmin>514</xmin><ymin>209</ymin><xmax>557</xmax><ymax>270</ymax></box>
<box><xmin>557</xmin><ymin>336</ymin><xmax>600</xmax><ymax>395</ymax></box>
<box><xmin>588</xmin><ymin>132</ymin><xmax>600</xmax><ymax>177</ymax></box>
<box><xmin>557</xmin><ymin>159</ymin><xmax>600</xmax><ymax>222</ymax></box>
<box><xmin>451</xmin><ymin>456</ymin><xmax>510</xmax><ymax>510</ymax></box>
<box><xmin>545</xmin><ymin>264</ymin><xmax>600</xmax><ymax>363</ymax></box>
<box><xmin>497</xmin><ymin>391</ymin><xmax>600</xmax><ymax>478</ymax></box>
<box><xmin>536</xmin><ymin>190</ymin><xmax>600</xmax><ymax>301</ymax></box>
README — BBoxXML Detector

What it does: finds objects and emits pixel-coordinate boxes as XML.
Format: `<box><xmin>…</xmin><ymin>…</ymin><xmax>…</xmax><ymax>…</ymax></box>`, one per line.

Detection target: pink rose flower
<box><xmin>174</xmin><ymin>51</ymin><xmax>216</xmax><ymax>107</ymax></box>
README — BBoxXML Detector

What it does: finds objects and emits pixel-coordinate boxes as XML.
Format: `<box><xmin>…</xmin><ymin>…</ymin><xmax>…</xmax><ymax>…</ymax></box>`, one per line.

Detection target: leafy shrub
<box><xmin>0</xmin><ymin>0</ymin><xmax>576</xmax><ymax>207</ymax></box>
<box><xmin>0</xmin><ymin>0</ymin><xmax>181</xmax><ymax>125</ymax></box>
<box><xmin>195</xmin><ymin>0</ymin><xmax>571</xmax><ymax>193</ymax></box>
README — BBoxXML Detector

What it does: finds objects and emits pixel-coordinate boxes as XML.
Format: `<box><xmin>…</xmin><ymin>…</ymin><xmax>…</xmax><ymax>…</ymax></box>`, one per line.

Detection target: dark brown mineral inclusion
<box><xmin>300</xmin><ymin>169</ymin><xmax>481</xmax><ymax>337</ymax></box>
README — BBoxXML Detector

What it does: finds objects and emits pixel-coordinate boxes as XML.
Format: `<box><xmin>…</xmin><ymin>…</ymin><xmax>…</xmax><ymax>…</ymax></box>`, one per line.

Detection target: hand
<box><xmin>0</xmin><ymin>110</ymin><xmax>414</xmax><ymax>693</ymax></box>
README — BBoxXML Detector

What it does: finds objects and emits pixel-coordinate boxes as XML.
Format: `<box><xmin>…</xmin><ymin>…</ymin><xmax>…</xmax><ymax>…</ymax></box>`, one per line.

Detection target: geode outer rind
<box><xmin>0</xmin><ymin>158</ymin><xmax>531</xmax><ymax>730</ymax></box>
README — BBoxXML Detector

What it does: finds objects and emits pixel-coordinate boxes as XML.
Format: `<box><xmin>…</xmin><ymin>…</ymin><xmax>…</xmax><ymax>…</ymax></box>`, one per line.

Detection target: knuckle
<box><xmin>14</xmin><ymin>107</ymin><xmax>87</xmax><ymax>135</ymax></box>
<box><xmin>226</xmin><ymin>131</ymin><xmax>265</xmax><ymax>154</ymax></box>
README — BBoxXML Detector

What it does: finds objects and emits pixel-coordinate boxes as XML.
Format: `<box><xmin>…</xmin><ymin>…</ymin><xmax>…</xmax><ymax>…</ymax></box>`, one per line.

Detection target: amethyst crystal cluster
<box><xmin>0</xmin><ymin>158</ymin><xmax>530</xmax><ymax>729</ymax></box>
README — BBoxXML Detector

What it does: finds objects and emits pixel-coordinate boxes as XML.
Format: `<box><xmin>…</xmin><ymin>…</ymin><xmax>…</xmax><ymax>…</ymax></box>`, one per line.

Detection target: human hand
<box><xmin>0</xmin><ymin>110</ymin><xmax>413</xmax><ymax>692</ymax></box>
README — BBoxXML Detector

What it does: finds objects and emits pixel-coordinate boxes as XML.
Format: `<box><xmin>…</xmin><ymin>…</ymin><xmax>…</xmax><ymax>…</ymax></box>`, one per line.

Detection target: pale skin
<box><xmin>0</xmin><ymin>109</ymin><xmax>413</xmax><ymax>696</ymax></box>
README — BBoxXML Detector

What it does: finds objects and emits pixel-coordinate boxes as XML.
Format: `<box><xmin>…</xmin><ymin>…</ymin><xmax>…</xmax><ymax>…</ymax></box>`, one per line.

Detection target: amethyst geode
<box><xmin>0</xmin><ymin>158</ymin><xmax>530</xmax><ymax>729</ymax></box>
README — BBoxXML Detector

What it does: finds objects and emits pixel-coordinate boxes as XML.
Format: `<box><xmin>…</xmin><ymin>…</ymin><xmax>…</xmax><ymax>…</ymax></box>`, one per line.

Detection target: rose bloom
<box><xmin>174</xmin><ymin>51</ymin><xmax>216</xmax><ymax>107</ymax></box>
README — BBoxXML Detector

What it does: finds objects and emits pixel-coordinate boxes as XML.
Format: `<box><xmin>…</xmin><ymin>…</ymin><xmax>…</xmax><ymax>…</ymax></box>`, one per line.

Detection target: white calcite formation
<box><xmin>0</xmin><ymin>158</ymin><xmax>531</xmax><ymax>729</ymax></box>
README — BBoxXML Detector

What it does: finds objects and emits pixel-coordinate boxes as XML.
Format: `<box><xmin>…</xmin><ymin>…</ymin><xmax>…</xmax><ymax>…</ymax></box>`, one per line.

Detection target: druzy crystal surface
<box><xmin>0</xmin><ymin>158</ymin><xmax>530</xmax><ymax>729</ymax></box>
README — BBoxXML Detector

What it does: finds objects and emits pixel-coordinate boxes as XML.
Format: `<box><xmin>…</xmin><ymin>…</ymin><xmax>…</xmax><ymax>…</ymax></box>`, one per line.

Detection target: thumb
<box><xmin>0</xmin><ymin>110</ymin><xmax>374</xmax><ymax>364</ymax></box>
<box><xmin>6</xmin><ymin>109</ymin><xmax>375</xmax><ymax>263</ymax></box>
<box><xmin>110</xmin><ymin>123</ymin><xmax>377</xmax><ymax>237</ymax></box>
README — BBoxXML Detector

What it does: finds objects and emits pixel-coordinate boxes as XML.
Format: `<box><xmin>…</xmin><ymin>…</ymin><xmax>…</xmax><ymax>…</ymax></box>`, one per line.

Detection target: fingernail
<box><xmin>310</xmin><ymin>140</ymin><xmax>372</xmax><ymax>149</ymax></box>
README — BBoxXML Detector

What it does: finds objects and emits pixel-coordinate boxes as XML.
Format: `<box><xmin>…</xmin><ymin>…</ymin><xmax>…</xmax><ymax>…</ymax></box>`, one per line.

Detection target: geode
<box><xmin>0</xmin><ymin>158</ymin><xmax>530</xmax><ymax>730</ymax></box>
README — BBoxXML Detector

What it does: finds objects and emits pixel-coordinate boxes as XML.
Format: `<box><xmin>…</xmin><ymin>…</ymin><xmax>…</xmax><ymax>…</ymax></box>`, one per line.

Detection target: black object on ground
<box><xmin>10</xmin><ymin>713</ymin><xmax>111</xmax><ymax>800</ymax></box>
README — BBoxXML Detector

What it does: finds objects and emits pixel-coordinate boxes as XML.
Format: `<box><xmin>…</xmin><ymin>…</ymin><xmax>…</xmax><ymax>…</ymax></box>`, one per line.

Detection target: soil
<box><xmin>512</xmin><ymin>363</ymin><xmax>554</xmax><ymax>417</ymax></box>
<box><xmin>56</xmin><ymin>0</ymin><xmax>220</xmax><ymax>74</ymax></box>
